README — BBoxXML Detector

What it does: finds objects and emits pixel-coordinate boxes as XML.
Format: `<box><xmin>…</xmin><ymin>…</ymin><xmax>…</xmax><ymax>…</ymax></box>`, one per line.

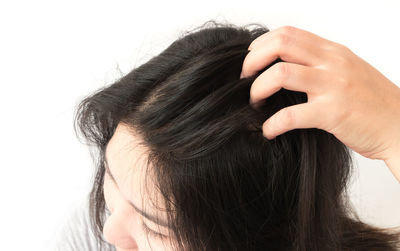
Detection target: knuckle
<box><xmin>338</xmin><ymin>76</ymin><xmax>348</xmax><ymax>87</ymax></box>
<box><xmin>329</xmin><ymin>54</ymin><xmax>353</xmax><ymax>77</ymax></box>
<box><xmin>280</xmin><ymin>25</ymin><xmax>297</xmax><ymax>34</ymax></box>
<box><xmin>336</xmin><ymin>75</ymin><xmax>352</xmax><ymax>90</ymax></box>
<box><xmin>335</xmin><ymin>42</ymin><xmax>351</xmax><ymax>53</ymax></box>
<box><xmin>335</xmin><ymin>55</ymin><xmax>350</xmax><ymax>69</ymax></box>
<box><xmin>330</xmin><ymin>43</ymin><xmax>354</xmax><ymax>67</ymax></box>
<box><xmin>324</xmin><ymin>42</ymin><xmax>341</xmax><ymax>54</ymax></box>
<box><xmin>275</xmin><ymin>33</ymin><xmax>290</xmax><ymax>50</ymax></box>
<box><xmin>281</xmin><ymin>107</ymin><xmax>296</xmax><ymax>128</ymax></box>
<box><xmin>331</xmin><ymin>41</ymin><xmax>346</xmax><ymax>50</ymax></box>
<box><xmin>273</xmin><ymin>62</ymin><xmax>289</xmax><ymax>81</ymax></box>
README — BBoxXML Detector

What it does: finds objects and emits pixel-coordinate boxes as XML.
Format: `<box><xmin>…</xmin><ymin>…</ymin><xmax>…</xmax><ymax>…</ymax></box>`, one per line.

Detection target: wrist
<box><xmin>384</xmin><ymin>146</ymin><xmax>400</xmax><ymax>183</ymax></box>
<box><xmin>383</xmin><ymin>85</ymin><xmax>400</xmax><ymax>182</ymax></box>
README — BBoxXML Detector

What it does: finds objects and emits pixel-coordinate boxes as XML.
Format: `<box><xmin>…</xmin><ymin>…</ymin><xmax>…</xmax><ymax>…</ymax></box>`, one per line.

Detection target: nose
<box><xmin>102</xmin><ymin>209</ymin><xmax>138</xmax><ymax>250</ymax></box>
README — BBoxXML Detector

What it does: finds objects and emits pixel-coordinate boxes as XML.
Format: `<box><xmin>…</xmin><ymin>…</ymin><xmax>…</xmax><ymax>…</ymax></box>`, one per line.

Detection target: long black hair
<box><xmin>73</xmin><ymin>20</ymin><xmax>400</xmax><ymax>250</ymax></box>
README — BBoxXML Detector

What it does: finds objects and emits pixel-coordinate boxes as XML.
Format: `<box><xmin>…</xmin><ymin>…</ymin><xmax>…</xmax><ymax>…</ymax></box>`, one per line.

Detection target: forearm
<box><xmin>384</xmin><ymin>149</ymin><xmax>400</xmax><ymax>183</ymax></box>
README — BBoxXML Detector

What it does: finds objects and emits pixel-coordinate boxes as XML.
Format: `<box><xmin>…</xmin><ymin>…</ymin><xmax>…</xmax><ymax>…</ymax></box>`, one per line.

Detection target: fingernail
<box><xmin>240</xmin><ymin>72</ymin><xmax>244</xmax><ymax>79</ymax></box>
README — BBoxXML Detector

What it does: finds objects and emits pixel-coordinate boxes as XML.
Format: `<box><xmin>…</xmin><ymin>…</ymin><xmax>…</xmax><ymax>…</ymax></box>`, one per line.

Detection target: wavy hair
<box><xmin>73</xmin><ymin>20</ymin><xmax>400</xmax><ymax>250</ymax></box>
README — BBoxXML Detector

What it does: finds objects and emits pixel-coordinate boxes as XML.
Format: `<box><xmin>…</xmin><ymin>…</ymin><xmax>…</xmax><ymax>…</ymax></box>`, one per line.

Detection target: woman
<box><xmin>69</xmin><ymin>20</ymin><xmax>400</xmax><ymax>250</ymax></box>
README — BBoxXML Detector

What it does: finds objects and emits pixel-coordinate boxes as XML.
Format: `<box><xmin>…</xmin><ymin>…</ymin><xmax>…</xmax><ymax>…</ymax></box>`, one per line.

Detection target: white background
<box><xmin>0</xmin><ymin>0</ymin><xmax>399</xmax><ymax>250</ymax></box>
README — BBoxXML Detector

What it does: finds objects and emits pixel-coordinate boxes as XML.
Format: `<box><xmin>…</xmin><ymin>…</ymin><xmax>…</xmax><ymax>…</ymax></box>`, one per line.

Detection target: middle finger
<box><xmin>249</xmin><ymin>62</ymin><xmax>330</xmax><ymax>108</ymax></box>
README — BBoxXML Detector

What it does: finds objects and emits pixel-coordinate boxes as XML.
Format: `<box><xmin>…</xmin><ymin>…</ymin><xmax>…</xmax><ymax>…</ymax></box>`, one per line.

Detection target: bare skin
<box><xmin>240</xmin><ymin>25</ymin><xmax>400</xmax><ymax>182</ymax></box>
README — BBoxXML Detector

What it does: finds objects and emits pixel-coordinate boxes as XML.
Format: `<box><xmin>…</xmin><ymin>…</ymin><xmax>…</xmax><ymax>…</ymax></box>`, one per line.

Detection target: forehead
<box><xmin>106</xmin><ymin>123</ymin><xmax>146</xmax><ymax>178</ymax></box>
<box><xmin>106</xmin><ymin>124</ymin><xmax>143</xmax><ymax>163</ymax></box>
<box><xmin>105</xmin><ymin>123</ymin><xmax>165</xmax><ymax>212</ymax></box>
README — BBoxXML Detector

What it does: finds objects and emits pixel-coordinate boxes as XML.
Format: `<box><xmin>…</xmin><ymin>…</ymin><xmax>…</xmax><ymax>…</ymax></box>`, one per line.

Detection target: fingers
<box><xmin>241</xmin><ymin>25</ymin><xmax>336</xmax><ymax>78</ymax></box>
<box><xmin>242</xmin><ymin>26</ymin><xmax>341</xmax><ymax>139</ymax></box>
<box><xmin>249</xmin><ymin>62</ymin><xmax>329</xmax><ymax>108</ymax></box>
<box><xmin>262</xmin><ymin>102</ymin><xmax>321</xmax><ymax>140</ymax></box>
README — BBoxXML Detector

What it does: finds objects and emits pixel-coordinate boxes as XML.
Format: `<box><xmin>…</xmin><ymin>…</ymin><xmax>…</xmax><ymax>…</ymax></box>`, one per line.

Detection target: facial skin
<box><xmin>102</xmin><ymin>123</ymin><xmax>175</xmax><ymax>251</ymax></box>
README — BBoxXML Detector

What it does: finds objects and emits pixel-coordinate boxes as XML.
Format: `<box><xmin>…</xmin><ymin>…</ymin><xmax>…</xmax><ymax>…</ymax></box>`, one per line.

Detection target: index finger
<box><xmin>240</xmin><ymin>25</ymin><xmax>337</xmax><ymax>78</ymax></box>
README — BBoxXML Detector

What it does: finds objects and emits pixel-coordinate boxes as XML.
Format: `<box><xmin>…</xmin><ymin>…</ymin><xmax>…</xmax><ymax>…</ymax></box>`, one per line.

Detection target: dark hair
<box><xmin>74</xmin><ymin>20</ymin><xmax>400</xmax><ymax>250</ymax></box>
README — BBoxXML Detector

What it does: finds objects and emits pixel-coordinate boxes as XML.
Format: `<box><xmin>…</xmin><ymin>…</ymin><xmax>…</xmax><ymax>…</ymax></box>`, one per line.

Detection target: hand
<box><xmin>240</xmin><ymin>25</ymin><xmax>400</xmax><ymax>164</ymax></box>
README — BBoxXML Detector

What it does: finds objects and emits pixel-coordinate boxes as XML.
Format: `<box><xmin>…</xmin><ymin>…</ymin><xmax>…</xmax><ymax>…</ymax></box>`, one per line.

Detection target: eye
<box><xmin>141</xmin><ymin>222</ymin><xmax>168</xmax><ymax>239</ymax></box>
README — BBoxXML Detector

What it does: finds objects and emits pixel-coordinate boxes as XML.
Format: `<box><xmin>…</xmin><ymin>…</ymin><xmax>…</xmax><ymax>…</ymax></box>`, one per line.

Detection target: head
<box><xmin>74</xmin><ymin>20</ymin><xmax>400</xmax><ymax>251</ymax></box>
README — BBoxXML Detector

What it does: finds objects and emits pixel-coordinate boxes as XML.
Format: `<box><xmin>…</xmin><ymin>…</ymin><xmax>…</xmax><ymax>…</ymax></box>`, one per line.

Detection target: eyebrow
<box><xmin>104</xmin><ymin>146</ymin><xmax>170</xmax><ymax>228</ymax></box>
